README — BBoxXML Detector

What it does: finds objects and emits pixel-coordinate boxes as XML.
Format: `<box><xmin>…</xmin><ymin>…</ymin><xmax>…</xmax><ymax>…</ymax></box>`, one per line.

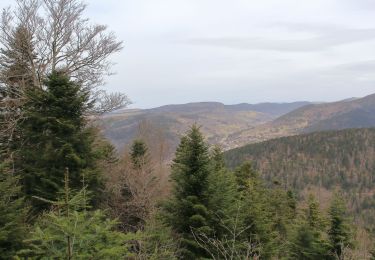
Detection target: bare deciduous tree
<box><xmin>0</xmin><ymin>0</ymin><xmax>129</xmax><ymax>114</ymax></box>
<box><xmin>102</xmin><ymin>122</ymin><xmax>172</xmax><ymax>232</ymax></box>
<box><xmin>0</xmin><ymin>0</ymin><xmax>130</xmax><ymax>159</ymax></box>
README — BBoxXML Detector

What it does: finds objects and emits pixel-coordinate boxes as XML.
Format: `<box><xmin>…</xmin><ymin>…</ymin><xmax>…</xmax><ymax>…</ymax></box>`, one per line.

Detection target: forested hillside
<box><xmin>225</xmin><ymin>128</ymin><xmax>375</xmax><ymax>226</ymax></box>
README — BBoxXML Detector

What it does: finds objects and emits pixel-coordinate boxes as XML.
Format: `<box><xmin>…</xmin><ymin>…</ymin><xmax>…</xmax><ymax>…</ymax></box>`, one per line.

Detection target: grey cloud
<box><xmin>185</xmin><ymin>27</ymin><xmax>375</xmax><ymax>52</ymax></box>
<box><xmin>333</xmin><ymin>60</ymin><xmax>375</xmax><ymax>72</ymax></box>
<box><xmin>342</xmin><ymin>0</ymin><xmax>375</xmax><ymax>10</ymax></box>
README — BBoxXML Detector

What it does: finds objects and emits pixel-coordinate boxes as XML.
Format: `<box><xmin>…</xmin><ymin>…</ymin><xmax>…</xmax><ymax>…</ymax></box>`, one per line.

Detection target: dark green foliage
<box><xmin>163</xmin><ymin>125</ymin><xmax>212</xmax><ymax>259</ymax></box>
<box><xmin>305</xmin><ymin>195</ymin><xmax>326</xmax><ymax>231</ymax></box>
<box><xmin>234</xmin><ymin>162</ymin><xmax>276</xmax><ymax>257</ymax></box>
<box><xmin>234</xmin><ymin>161</ymin><xmax>257</xmax><ymax>192</ymax></box>
<box><xmin>289</xmin><ymin>224</ymin><xmax>330</xmax><ymax>260</ymax></box>
<box><xmin>328</xmin><ymin>193</ymin><xmax>353</xmax><ymax>258</ymax></box>
<box><xmin>289</xmin><ymin>195</ymin><xmax>330</xmax><ymax>260</ymax></box>
<box><xmin>224</xmin><ymin>128</ymin><xmax>375</xmax><ymax>227</ymax></box>
<box><xmin>17</xmin><ymin>72</ymin><xmax>103</xmax><ymax>212</ymax></box>
<box><xmin>0</xmin><ymin>161</ymin><xmax>28</xmax><ymax>259</ymax></box>
<box><xmin>19</xmin><ymin>171</ymin><xmax>132</xmax><ymax>259</ymax></box>
<box><xmin>267</xmin><ymin>185</ymin><xmax>297</xmax><ymax>257</ymax></box>
<box><xmin>130</xmin><ymin>139</ymin><xmax>150</xmax><ymax>169</ymax></box>
<box><xmin>207</xmin><ymin>146</ymin><xmax>238</xmax><ymax>238</ymax></box>
<box><xmin>136</xmin><ymin>213</ymin><xmax>178</xmax><ymax>259</ymax></box>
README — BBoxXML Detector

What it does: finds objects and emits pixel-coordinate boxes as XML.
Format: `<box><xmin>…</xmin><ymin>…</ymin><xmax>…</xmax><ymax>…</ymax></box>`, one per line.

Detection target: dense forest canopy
<box><xmin>225</xmin><ymin>128</ymin><xmax>375</xmax><ymax>227</ymax></box>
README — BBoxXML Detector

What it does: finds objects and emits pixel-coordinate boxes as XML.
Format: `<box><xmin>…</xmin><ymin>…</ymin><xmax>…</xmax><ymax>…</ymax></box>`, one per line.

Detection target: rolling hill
<box><xmin>102</xmin><ymin>93</ymin><xmax>375</xmax><ymax>154</ymax></box>
<box><xmin>101</xmin><ymin>101</ymin><xmax>310</xmax><ymax>151</ymax></box>
<box><xmin>224</xmin><ymin>93</ymin><xmax>375</xmax><ymax>148</ymax></box>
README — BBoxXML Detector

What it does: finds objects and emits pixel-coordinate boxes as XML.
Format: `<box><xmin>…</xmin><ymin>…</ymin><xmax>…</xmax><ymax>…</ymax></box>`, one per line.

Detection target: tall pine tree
<box><xmin>234</xmin><ymin>162</ymin><xmax>276</xmax><ymax>258</ymax></box>
<box><xmin>17</xmin><ymin>71</ymin><xmax>103</xmax><ymax>213</ymax></box>
<box><xmin>0</xmin><ymin>160</ymin><xmax>28</xmax><ymax>258</ymax></box>
<box><xmin>130</xmin><ymin>139</ymin><xmax>150</xmax><ymax>170</ymax></box>
<box><xmin>289</xmin><ymin>195</ymin><xmax>330</xmax><ymax>260</ymax></box>
<box><xmin>207</xmin><ymin>146</ymin><xmax>237</xmax><ymax>239</ymax></box>
<box><xmin>328</xmin><ymin>192</ymin><xmax>353</xmax><ymax>259</ymax></box>
<box><xmin>163</xmin><ymin>125</ymin><xmax>212</xmax><ymax>259</ymax></box>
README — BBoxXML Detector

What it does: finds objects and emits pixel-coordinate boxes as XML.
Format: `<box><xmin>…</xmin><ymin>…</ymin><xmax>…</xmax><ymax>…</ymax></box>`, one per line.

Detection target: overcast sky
<box><xmin>2</xmin><ymin>0</ymin><xmax>375</xmax><ymax>108</ymax></box>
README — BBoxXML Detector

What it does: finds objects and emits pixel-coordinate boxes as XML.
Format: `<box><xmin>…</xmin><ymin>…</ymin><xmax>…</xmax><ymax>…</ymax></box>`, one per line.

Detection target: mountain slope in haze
<box><xmin>224</xmin><ymin>128</ymin><xmax>375</xmax><ymax>225</ymax></box>
<box><xmin>276</xmin><ymin>93</ymin><xmax>375</xmax><ymax>132</ymax></box>
<box><xmin>102</xmin><ymin>101</ymin><xmax>310</xmax><ymax>151</ymax></box>
<box><xmin>225</xmin><ymin>93</ymin><xmax>375</xmax><ymax>148</ymax></box>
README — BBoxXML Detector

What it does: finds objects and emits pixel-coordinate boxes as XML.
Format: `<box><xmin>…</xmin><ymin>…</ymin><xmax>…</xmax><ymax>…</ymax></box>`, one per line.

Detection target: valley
<box><xmin>102</xmin><ymin>93</ymin><xmax>375</xmax><ymax>153</ymax></box>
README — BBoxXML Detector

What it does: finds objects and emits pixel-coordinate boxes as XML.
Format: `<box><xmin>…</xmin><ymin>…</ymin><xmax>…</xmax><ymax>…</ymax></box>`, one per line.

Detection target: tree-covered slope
<box><xmin>224</xmin><ymin>128</ymin><xmax>375</xmax><ymax>225</ymax></box>
<box><xmin>304</xmin><ymin>106</ymin><xmax>375</xmax><ymax>133</ymax></box>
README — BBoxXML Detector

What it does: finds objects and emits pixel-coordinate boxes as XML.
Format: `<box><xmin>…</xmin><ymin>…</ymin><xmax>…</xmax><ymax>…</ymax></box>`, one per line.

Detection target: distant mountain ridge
<box><xmin>102</xmin><ymin>93</ymin><xmax>375</xmax><ymax>152</ymax></box>
<box><xmin>224</xmin><ymin>93</ymin><xmax>375</xmax><ymax>148</ymax></box>
<box><xmin>145</xmin><ymin>101</ymin><xmax>310</xmax><ymax>115</ymax></box>
<box><xmin>101</xmin><ymin>101</ymin><xmax>311</xmax><ymax>151</ymax></box>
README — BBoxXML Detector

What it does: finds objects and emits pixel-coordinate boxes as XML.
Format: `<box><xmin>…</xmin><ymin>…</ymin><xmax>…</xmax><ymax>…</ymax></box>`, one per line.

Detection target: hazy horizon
<box><xmin>118</xmin><ymin>94</ymin><xmax>370</xmax><ymax>110</ymax></box>
<box><xmin>2</xmin><ymin>0</ymin><xmax>375</xmax><ymax>108</ymax></box>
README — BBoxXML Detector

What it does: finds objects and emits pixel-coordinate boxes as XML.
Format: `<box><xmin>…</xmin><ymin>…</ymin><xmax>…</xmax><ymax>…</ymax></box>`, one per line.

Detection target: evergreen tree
<box><xmin>0</xmin><ymin>26</ymin><xmax>36</xmax><ymax>95</ymax></box>
<box><xmin>0</xmin><ymin>161</ymin><xmax>28</xmax><ymax>258</ymax></box>
<box><xmin>19</xmin><ymin>169</ymin><xmax>132</xmax><ymax>259</ymax></box>
<box><xmin>130</xmin><ymin>139</ymin><xmax>150</xmax><ymax>169</ymax></box>
<box><xmin>163</xmin><ymin>125</ymin><xmax>212</xmax><ymax>259</ymax></box>
<box><xmin>267</xmin><ymin>183</ymin><xmax>298</xmax><ymax>257</ymax></box>
<box><xmin>17</xmin><ymin>71</ymin><xmax>103</xmax><ymax>212</ymax></box>
<box><xmin>289</xmin><ymin>224</ymin><xmax>330</xmax><ymax>260</ymax></box>
<box><xmin>234</xmin><ymin>161</ymin><xmax>257</xmax><ymax>193</ymax></box>
<box><xmin>136</xmin><ymin>213</ymin><xmax>178</xmax><ymax>259</ymax></box>
<box><xmin>207</xmin><ymin>146</ymin><xmax>238</xmax><ymax>238</ymax></box>
<box><xmin>328</xmin><ymin>192</ymin><xmax>353</xmax><ymax>259</ymax></box>
<box><xmin>306</xmin><ymin>195</ymin><xmax>326</xmax><ymax>231</ymax></box>
<box><xmin>234</xmin><ymin>162</ymin><xmax>275</xmax><ymax>258</ymax></box>
<box><xmin>287</xmin><ymin>190</ymin><xmax>298</xmax><ymax>218</ymax></box>
<box><xmin>289</xmin><ymin>195</ymin><xmax>330</xmax><ymax>260</ymax></box>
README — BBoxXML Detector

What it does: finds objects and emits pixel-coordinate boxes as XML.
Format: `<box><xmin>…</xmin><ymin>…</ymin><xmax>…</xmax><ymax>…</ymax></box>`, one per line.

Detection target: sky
<box><xmin>2</xmin><ymin>0</ymin><xmax>375</xmax><ymax>108</ymax></box>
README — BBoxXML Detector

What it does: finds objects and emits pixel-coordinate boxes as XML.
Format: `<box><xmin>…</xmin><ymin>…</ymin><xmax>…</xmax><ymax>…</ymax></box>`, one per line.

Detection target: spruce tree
<box><xmin>0</xmin><ymin>26</ymin><xmax>35</xmax><ymax>94</ymax></box>
<box><xmin>163</xmin><ymin>125</ymin><xmax>212</xmax><ymax>259</ymax></box>
<box><xmin>234</xmin><ymin>162</ymin><xmax>275</xmax><ymax>258</ymax></box>
<box><xmin>289</xmin><ymin>195</ymin><xmax>330</xmax><ymax>260</ymax></box>
<box><xmin>136</xmin><ymin>213</ymin><xmax>178</xmax><ymax>259</ymax></box>
<box><xmin>17</xmin><ymin>71</ymin><xmax>103</xmax><ymax>212</ymax></box>
<box><xmin>19</xmin><ymin>169</ymin><xmax>132</xmax><ymax>259</ymax></box>
<box><xmin>207</xmin><ymin>146</ymin><xmax>237</xmax><ymax>238</ymax></box>
<box><xmin>328</xmin><ymin>192</ymin><xmax>353</xmax><ymax>259</ymax></box>
<box><xmin>0</xmin><ymin>161</ymin><xmax>28</xmax><ymax>258</ymax></box>
<box><xmin>130</xmin><ymin>139</ymin><xmax>150</xmax><ymax>169</ymax></box>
